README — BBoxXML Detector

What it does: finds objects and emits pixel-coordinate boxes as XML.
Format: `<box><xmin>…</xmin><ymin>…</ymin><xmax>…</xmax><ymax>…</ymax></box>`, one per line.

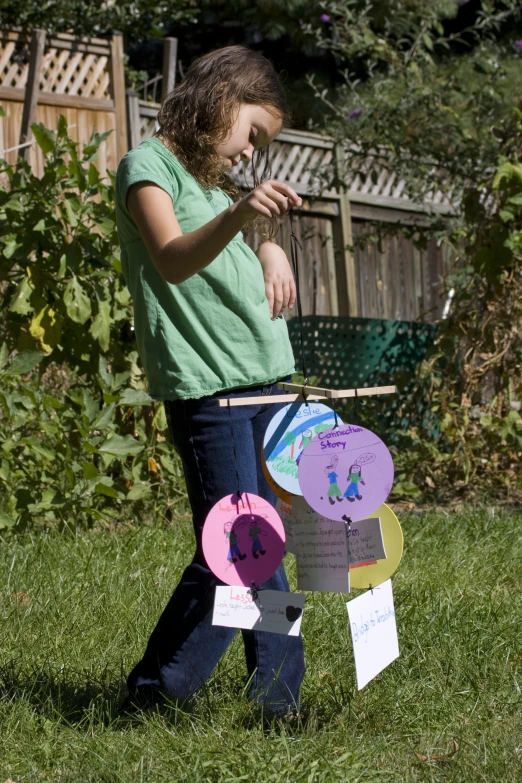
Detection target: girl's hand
<box><xmin>238</xmin><ymin>179</ymin><xmax>302</xmax><ymax>220</ymax></box>
<box><xmin>256</xmin><ymin>242</ymin><xmax>296</xmax><ymax>319</ymax></box>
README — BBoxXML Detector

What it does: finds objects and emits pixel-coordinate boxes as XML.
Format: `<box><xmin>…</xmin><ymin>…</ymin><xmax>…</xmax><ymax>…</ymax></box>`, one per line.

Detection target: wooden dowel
<box><xmin>277</xmin><ymin>382</ymin><xmax>396</xmax><ymax>398</ymax></box>
<box><xmin>216</xmin><ymin>394</ymin><xmax>327</xmax><ymax>407</ymax></box>
<box><xmin>215</xmin><ymin>384</ymin><xmax>396</xmax><ymax>407</ymax></box>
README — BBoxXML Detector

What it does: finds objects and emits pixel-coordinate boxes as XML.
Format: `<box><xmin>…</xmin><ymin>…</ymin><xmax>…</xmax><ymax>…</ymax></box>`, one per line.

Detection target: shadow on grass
<box><xmin>0</xmin><ymin>661</ymin><xmax>126</xmax><ymax>726</ymax></box>
<box><xmin>0</xmin><ymin>661</ymin><xmax>353</xmax><ymax>735</ymax></box>
<box><xmin>0</xmin><ymin>662</ymin><xmax>250</xmax><ymax>731</ymax></box>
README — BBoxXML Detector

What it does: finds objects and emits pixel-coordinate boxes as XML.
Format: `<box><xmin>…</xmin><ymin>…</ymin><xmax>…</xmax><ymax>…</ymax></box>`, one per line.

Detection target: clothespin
<box><xmin>248</xmin><ymin>581</ymin><xmax>263</xmax><ymax>608</ymax></box>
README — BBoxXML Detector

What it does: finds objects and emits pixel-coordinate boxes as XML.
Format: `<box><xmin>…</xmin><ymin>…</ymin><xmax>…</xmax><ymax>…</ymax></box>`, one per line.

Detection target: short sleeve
<box><xmin>116</xmin><ymin>145</ymin><xmax>179</xmax><ymax>216</ymax></box>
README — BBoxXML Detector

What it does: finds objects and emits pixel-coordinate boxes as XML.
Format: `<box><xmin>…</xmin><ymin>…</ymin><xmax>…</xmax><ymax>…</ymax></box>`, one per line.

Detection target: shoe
<box><xmin>253</xmin><ymin>552</ymin><xmax>259</xmax><ymax>559</ymax></box>
<box><xmin>328</xmin><ymin>497</ymin><xmax>335</xmax><ymax>505</ymax></box>
<box><xmin>231</xmin><ymin>557</ymin><xmax>238</xmax><ymax>563</ymax></box>
<box><xmin>239</xmin><ymin>554</ymin><xmax>247</xmax><ymax>560</ymax></box>
<box><xmin>336</xmin><ymin>496</ymin><xmax>343</xmax><ymax>502</ymax></box>
<box><xmin>355</xmin><ymin>495</ymin><xmax>362</xmax><ymax>500</ymax></box>
<box><xmin>119</xmin><ymin>685</ymin><xmax>163</xmax><ymax>714</ymax></box>
<box><xmin>347</xmin><ymin>497</ymin><xmax>355</xmax><ymax>502</ymax></box>
<box><xmin>260</xmin><ymin>550</ymin><xmax>266</xmax><ymax>556</ymax></box>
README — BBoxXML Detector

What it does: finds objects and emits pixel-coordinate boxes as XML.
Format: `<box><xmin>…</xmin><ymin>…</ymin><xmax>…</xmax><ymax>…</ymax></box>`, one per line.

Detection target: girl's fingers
<box><xmin>255</xmin><ymin>198</ymin><xmax>275</xmax><ymax>218</ymax></box>
<box><xmin>265</xmin><ymin>281</ymin><xmax>275</xmax><ymax>318</ymax></box>
<box><xmin>282</xmin><ymin>280</ymin><xmax>291</xmax><ymax>312</ymax></box>
<box><xmin>288</xmin><ymin>277</ymin><xmax>296</xmax><ymax>310</ymax></box>
<box><xmin>259</xmin><ymin>194</ymin><xmax>280</xmax><ymax>216</ymax></box>
<box><xmin>270</xmin><ymin>181</ymin><xmax>301</xmax><ymax>205</ymax></box>
<box><xmin>272</xmin><ymin>282</ymin><xmax>284</xmax><ymax>318</ymax></box>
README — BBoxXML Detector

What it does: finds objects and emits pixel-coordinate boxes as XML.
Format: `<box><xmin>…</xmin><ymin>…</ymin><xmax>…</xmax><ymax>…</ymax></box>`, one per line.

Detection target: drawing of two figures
<box><xmin>325</xmin><ymin>455</ymin><xmax>366</xmax><ymax>505</ymax></box>
<box><xmin>224</xmin><ymin>514</ymin><xmax>268</xmax><ymax>564</ymax></box>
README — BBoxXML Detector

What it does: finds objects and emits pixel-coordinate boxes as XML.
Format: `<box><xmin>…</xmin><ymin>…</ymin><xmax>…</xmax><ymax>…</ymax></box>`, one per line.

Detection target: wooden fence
<box><xmin>0</xmin><ymin>27</ymin><xmax>126</xmax><ymax>174</ymax></box>
<box><xmin>0</xmin><ymin>27</ymin><xmax>455</xmax><ymax>323</ymax></box>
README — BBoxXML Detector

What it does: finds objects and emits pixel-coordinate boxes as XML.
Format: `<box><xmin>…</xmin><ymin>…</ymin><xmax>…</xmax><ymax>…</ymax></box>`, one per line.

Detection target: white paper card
<box><xmin>346</xmin><ymin>578</ymin><xmax>399</xmax><ymax>689</ymax></box>
<box><xmin>291</xmin><ymin>497</ymin><xmax>350</xmax><ymax>593</ymax></box>
<box><xmin>275</xmin><ymin>498</ymin><xmax>295</xmax><ymax>553</ymax></box>
<box><xmin>212</xmin><ymin>586</ymin><xmax>305</xmax><ymax>636</ymax></box>
<box><xmin>347</xmin><ymin>516</ymin><xmax>387</xmax><ymax>567</ymax></box>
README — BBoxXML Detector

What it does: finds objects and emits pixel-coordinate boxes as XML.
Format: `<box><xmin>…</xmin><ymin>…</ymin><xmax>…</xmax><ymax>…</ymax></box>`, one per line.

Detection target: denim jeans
<box><xmin>126</xmin><ymin>378</ymin><xmax>306</xmax><ymax>713</ymax></box>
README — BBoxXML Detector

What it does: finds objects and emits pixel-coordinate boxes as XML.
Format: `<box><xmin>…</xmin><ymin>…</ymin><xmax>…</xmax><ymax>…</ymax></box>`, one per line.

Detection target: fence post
<box><xmin>19</xmin><ymin>28</ymin><xmax>46</xmax><ymax>161</ymax></box>
<box><xmin>333</xmin><ymin>143</ymin><xmax>358</xmax><ymax>317</ymax></box>
<box><xmin>126</xmin><ymin>91</ymin><xmax>141</xmax><ymax>150</ymax></box>
<box><xmin>161</xmin><ymin>37</ymin><xmax>178</xmax><ymax>102</ymax></box>
<box><xmin>109</xmin><ymin>33</ymin><xmax>128</xmax><ymax>159</ymax></box>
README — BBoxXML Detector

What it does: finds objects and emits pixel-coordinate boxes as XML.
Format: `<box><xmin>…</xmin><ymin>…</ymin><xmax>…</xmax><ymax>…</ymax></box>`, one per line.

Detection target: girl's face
<box><xmin>214</xmin><ymin>103</ymin><xmax>283</xmax><ymax>170</ymax></box>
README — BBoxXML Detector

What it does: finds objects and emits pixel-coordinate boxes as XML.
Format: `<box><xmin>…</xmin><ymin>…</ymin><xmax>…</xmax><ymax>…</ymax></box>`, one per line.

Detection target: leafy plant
<box><xmin>0</xmin><ymin>118</ymin><xmax>187</xmax><ymax>528</ymax></box>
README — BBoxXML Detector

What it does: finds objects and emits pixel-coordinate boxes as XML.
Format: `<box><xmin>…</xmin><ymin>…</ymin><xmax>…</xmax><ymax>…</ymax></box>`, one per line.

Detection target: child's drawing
<box><xmin>295</xmin><ymin>428</ymin><xmax>312</xmax><ymax>467</ymax></box>
<box><xmin>224</xmin><ymin>520</ymin><xmax>247</xmax><ymax>563</ymax></box>
<box><xmin>344</xmin><ymin>463</ymin><xmax>366</xmax><ymax>502</ymax></box>
<box><xmin>263</xmin><ymin>403</ymin><xmax>343</xmax><ymax>495</ymax></box>
<box><xmin>249</xmin><ymin>518</ymin><xmax>268</xmax><ymax>558</ymax></box>
<box><xmin>325</xmin><ymin>455</ymin><xmax>343</xmax><ymax>505</ymax></box>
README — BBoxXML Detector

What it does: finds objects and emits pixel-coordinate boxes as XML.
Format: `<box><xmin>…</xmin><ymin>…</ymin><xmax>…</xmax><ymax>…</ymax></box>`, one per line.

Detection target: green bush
<box><xmin>0</xmin><ymin>117</ymin><xmax>187</xmax><ymax>528</ymax></box>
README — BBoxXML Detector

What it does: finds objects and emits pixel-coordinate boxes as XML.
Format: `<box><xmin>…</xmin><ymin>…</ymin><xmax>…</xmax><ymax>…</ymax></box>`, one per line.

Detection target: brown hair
<box><xmin>156</xmin><ymin>45</ymin><xmax>290</xmax><ymax>240</ymax></box>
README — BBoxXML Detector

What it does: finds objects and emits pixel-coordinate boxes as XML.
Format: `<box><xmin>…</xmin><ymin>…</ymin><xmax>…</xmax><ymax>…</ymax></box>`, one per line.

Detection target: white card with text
<box><xmin>347</xmin><ymin>516</ymin><xmax>387</xmax><ymax>568</ymax></box>
<box><xmin>291</xmin><ymin>496</ymin><xmax>350</xmax><ymax>593</ymax></box>
<box><xmin>213</xmin><ymin>586</ymin><xmax>305</xmax><ymax>636</ymax></box>
<box><xmin>346</xmin><ymin>578</ymin><xmax>399</xmax><ymax>689</ymax></box>
<box><xmin>275</xmin><ymin>498</ymin><xmax>295</xmax><ymax>553</ymax></box>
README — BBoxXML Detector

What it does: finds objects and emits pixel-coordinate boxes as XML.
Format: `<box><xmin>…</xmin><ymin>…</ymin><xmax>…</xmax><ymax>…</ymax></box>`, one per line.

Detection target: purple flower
<box><xmin>514</xmin><ymin>40</ymin><xmax>522</xmax><ymax>53</ymax></box>
<box><xmin>346</xmin><ymin>108</ymin><xmax>363</xmax><ymax>120</ymax></box>
<box><xmin>320</xmin><ymin>13</ymin><xmax>331</xmax><ymax>23</ymax></box>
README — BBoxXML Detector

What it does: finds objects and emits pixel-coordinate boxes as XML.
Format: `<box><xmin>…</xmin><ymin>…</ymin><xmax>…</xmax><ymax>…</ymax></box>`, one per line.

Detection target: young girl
<box><xmin>115</xmin><ymin>45</ymin><xmax>305</xmax><ymax>715</ymax></box>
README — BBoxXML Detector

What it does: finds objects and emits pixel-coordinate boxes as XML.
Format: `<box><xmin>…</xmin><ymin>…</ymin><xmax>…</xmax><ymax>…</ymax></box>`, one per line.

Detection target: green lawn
<box><xmin>1</xmin><ymin>506</ymin><xmax>521</xmax><ymax>782</ymax></box>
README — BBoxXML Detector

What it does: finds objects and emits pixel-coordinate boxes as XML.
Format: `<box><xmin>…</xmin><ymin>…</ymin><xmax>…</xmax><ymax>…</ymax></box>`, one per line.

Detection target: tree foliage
<box><xmin>302</xmin><ymin>1</ymin><xmax>522</xmax><ymax>500</ymax></box>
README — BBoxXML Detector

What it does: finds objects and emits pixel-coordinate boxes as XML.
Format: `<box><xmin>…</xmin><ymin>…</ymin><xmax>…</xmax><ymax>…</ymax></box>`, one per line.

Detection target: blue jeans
<box><xmin>126</xmin><ymin>379</ymin><xmax>305</xmax><ymax>713</ymax></box>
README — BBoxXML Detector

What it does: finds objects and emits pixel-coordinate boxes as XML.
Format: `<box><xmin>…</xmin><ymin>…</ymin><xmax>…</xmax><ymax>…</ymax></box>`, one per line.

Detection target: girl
<box><xmin>344</xmin><ymin>463</ymin><xmax>366</xmax><ymax>502</ymax></box>
<box><xmin>115</xmin><ymin>45</ymin><xmax>305</xmax><ymax>715</ymax></box>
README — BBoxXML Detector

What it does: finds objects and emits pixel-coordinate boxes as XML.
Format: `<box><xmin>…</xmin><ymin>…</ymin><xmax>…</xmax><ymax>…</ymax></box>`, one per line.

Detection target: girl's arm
<box><xmin>256</xmin><ymin>242</ymin><xmax>296</xmax><ymax>319</ymax></box>
<box><xmin>127</xmin><ymin>180</ymin><xmax>301</xmax><ymax>285</ymax></box>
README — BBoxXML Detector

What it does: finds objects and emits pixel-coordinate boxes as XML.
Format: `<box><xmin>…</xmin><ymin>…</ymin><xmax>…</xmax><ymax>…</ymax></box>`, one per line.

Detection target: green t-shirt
<box><xmin>114</xmin><ymin>137</ymin><xmax>295</xmax><ymax>400</ymax></box>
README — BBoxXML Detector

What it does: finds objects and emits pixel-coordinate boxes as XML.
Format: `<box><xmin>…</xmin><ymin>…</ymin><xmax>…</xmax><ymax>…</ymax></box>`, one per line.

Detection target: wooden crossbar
<box><xmin>216</xmin><ymin>384</ymin><xmax>396</xmax><ymax>407</ymax></box>
<box><xmin>277</xmin><ymin>382</ymin><xmax>396</xmax><ymax>399</ymax></box>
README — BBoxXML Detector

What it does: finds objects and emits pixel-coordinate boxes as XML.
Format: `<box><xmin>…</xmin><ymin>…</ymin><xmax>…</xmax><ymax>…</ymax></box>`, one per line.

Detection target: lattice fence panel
<box><xmin>39</xmin><ymin>47</ymin><xmax>111</xmax><ymax>98</ymax></box>
<box><xmin>0</xmin><ymin>37</ymin><xmax>30</xmax><ymax>89</ymax></box>
<box><xmin>232</xmin><ymin>129</ymin><xmax>455</xmax><ymax>211</ymax></box>
<box><xmin>234</xmin><ymin>137</ymin><xmax>334</xmax><ymax>198</ymax></box>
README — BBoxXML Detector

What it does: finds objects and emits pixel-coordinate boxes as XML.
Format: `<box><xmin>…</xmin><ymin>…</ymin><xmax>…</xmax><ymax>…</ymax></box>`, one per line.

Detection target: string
<box><xmin>289</xmin><ymin>208</ymin><xmax>309</xmax><ymax>392</ymax></box>
<box><xmin>353</xmin><ymin>388</ymin><xmax>359</xmax><ymax>424</ymax></box>
<box><xmin>331</xmin><ymin>397</ymin><xmax>339</xmax><ymax>429</ymax></box>
<box><xmin>248</xmin><ymin>581</ymin><xmax>264</xmax><ymax>607</ymax></box>
<box><xmin>227</xmin><ymin>401</ymin><xmax>242</xmax><ymax>500</ymax></box>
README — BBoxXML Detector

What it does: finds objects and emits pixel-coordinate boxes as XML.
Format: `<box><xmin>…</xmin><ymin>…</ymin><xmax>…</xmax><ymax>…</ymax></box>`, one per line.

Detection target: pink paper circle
<box><xmin>297</xmin><ymin>424</ymin><xmax>394</xmax><ymax>522</ymax></box>
<box><xmin>202</xmin><ymin>492</ymin><xmax>286</xmax><ymax>586</ymax></box>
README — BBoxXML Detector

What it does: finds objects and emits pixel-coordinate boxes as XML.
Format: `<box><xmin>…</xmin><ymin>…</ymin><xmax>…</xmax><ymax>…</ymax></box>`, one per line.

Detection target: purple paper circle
<box><xmin>297</xmin><ymin>423</ymin><xmax>394</xmax><ymax>522</ymax></box>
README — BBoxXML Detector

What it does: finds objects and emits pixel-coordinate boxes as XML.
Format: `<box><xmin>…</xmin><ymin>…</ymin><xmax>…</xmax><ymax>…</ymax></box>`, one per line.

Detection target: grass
<box><xmin>0</xmin><ymin>506</ymin><xmax>521</xmax><ymax>782</ymax></box>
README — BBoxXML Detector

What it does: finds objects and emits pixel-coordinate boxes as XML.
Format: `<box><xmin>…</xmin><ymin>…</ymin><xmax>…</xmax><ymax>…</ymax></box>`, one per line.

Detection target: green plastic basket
<box><xmin>287</xmin><ymin>315</ymin><xmax>438</xmax><ymax>437</ymax></box>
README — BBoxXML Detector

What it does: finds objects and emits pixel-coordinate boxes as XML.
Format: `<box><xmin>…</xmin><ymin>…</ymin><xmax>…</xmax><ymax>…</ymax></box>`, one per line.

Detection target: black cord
<box><xmin>289</xmin><ymin>208</ymin><xmax>309</xmax><ymax>388</ymax></box>
<box><xmin>227</xmin><ymin>401</ymin><xmax>242</xmax><ymax>499</ymax></box>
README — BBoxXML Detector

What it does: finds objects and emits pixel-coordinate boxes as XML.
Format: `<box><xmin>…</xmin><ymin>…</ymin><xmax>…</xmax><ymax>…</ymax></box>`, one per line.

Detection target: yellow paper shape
<box><xmin>349</xmin><ymin>503</ymin><xmax>403</xmax><ymax>590</ymax></box>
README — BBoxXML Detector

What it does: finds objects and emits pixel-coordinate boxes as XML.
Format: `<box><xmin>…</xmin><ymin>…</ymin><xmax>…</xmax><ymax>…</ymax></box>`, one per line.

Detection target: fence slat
<box><xmin>109</xmin><ymin>33</ymin><xmax>127</xmax><ymax>159</ymax></box>
<box><xmin>161</xmin><ymin>37</ymin><xmax>177</xmax><ymax>101</ymax></box>
<box><xmin>19</xmin><ymin>28</ymin><xmax>46</xmax><ymax>160</ymax></box>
